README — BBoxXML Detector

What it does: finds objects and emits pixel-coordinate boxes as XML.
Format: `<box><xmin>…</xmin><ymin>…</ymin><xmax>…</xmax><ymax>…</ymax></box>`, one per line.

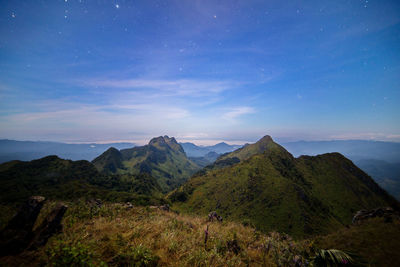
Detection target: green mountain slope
<box><xmin>93</xmin><ymin>136</ymin><xmax>200</xmax><ymax>192</ymax></box>
<box><xmin>170</xmin><ymin>136</ymin><xmax>399</xmax><ymax>238</ymax></box>
<box><xmin>0</xmin><ymin>156</ymin><xmax>163</xmax><ymax>205</ymax></box>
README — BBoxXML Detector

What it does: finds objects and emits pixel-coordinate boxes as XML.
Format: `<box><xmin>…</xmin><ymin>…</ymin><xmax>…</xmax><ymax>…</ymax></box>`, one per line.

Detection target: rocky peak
<box><xmin>149</xmin><ymin>136</ymin><xmax>183</xmax><ymax>153</ymax></box>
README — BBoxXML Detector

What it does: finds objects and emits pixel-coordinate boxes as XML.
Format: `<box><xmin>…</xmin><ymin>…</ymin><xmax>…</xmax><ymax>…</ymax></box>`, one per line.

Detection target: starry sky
<box><xmin>0</xmin><ymin>0</ymin><xmax>399</xmax><ymax>145</ymax></box>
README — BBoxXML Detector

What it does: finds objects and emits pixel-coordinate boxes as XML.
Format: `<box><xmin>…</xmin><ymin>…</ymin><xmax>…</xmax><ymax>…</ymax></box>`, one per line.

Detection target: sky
<box><xmin>0</xmin><ymin>0</ymin><xmax>399</xmax><ymax>145</ymax></box>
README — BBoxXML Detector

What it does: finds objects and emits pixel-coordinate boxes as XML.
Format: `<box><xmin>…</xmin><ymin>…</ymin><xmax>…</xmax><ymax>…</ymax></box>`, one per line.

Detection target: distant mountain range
<box><xmin>1</xmin><ymin>134</ymin><xmax>399</xmax><ymax>238</ymax></box>
<box><xmin>1</xmin><ymin>138</ymin><xmax>399</xmax><ymax>199</ymax></box>
<box><xmin>281</xmin><ymin>140</ymin><xmax>400</xmax><ymax>163</ymax></box>
<box><xmin>0</xmin><ymin>140</ymin><xmax>135</xmax><ymax>163</ymax></box>
<box><xmin>170</xmin><ymin>135</ymin><xmax>399</xmax><ymax>238</ymax></box>
<box><xmin>180</xmin><ymin>142</ymin><xmax>242</xmax><ymax>157</ymax></box>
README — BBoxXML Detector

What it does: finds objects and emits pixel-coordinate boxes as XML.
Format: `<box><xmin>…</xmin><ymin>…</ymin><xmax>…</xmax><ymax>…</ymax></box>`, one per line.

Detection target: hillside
<box><xmin>1</xmin><ymin>202</ymin><xmax>399</xmax><ymax>266</ymax></box>
<box><xmin>189</xmin><ymin>152</ymin><xmax>220</xmax><ymax>168</ymax></box>
<box><xmin>170</xmin><ymin>136</ymin><xmax>399</xmax><ymax>238</ymax></box>
<box><xmin>0</xmin><ymin>156</ymin><xmax>163</xmax><ymax>205</ymax></box>
<box><xmin>282</xmin><ymin>140</ymin><xmax>400</xmax><ymax>200</ymax></box>
<box><xmin>355</xmin><ymin>159</ymin><xmax>400</xmax><ymax>200</ymax></box>
<box><xmin>93</xmin><ymin>136</ymin><xmax>200</xmax><ymax>192</ymax></box>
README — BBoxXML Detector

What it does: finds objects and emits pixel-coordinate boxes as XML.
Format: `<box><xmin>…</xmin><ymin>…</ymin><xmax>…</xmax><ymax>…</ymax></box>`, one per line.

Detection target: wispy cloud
<box><xmin>329</xmin><ymin>132</ymin><xmax>400</xmax><ymax>142</ymax></box>
<box><xmin>222</xmin><ymin>106</ymin><xmax>255</xmax><ymax>122</ymax></box>
<box><xmin>83</xmin><ymin>79</ymin><xmax>240</xmax><ymax>97</ymax></box>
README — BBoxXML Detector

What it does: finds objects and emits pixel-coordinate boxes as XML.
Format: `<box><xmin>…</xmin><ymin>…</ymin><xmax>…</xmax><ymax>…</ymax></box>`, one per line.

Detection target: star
<box><xmin>213</xmin><ymin>15</ymin><xmax>217</xmax><ymax>19</ymax></box>
<box><xmin>11</xmin><ymin>12</ymin><xmax>16</xmax><ymax>18</ymax></box>
<box><xmin>115</xmin><ymin>4</ymin><xmax>120</xmax><ymax>9</ymax></box>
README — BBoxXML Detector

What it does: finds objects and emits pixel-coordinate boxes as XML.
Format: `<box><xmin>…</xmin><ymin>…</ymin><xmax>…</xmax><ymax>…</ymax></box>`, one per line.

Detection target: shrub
<box><xmin>46</xmin><ymin>240</ymin><xmax>97</xmax><ymax>266</ymax></box>
<box><xmin>112</xmin><ymin>245</ymin><xmax>159</xmax><ymax>267</ymax></box>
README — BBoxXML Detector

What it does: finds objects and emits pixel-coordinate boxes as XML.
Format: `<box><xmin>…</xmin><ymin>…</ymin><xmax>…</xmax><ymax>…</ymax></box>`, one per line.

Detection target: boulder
<box><xmin>28</xmin><ymin>203</ymin><xmax>68</xmax><ymax>250</ymax></box>
<box><xmin>208</xmin><ymin>211</ymin><xmax>223</xmax><ymax>222</ymax></box>
<box><xmin>0</xmin><ymin>196</ymin><xmax>46</xmax><ymax>256</ymax></box>
<box><xmin>352</xmin><ymin>207</ymin><xmax>399</xmax><ymax>224</ymax></box>
<box><xmin>0</xmin><ymin>196</ymin><xmax>68</xmax><ymax>256</ymax></box>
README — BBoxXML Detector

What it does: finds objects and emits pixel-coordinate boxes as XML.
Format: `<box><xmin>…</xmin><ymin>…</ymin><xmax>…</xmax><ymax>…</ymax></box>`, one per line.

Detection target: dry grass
<box><xmin>0</xmin><ymin>202</ymin><xmax>312</xmax><ymax>266</ymax></box>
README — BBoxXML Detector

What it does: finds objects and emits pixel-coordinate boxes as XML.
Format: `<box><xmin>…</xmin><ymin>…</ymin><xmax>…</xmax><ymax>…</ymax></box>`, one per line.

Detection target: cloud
<box><xmin>222</xmin><ymin>106</ymin><xmax>255</xmax><ymax>122</ymax></box>
<box><xmin>83</xmin><ymin>78</ymin><xmax>240</xmax><ymax>97</ymax></box>
<box><xmin>329</xmin><ymin>132</ymin><xmax>400</xmax><ymax>142</ymax></box>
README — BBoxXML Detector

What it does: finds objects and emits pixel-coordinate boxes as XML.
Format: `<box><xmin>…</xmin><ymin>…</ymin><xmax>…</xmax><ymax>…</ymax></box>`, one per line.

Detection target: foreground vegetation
<box><xmin>1</xmin><ymin>202</ymin><xmax>399</xmax><ymax>266</ymax></box>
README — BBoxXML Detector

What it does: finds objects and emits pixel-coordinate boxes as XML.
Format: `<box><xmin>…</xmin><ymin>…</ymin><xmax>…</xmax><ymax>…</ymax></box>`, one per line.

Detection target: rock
<box><xmin>28</xmin><ymin>203</ymin><xmax>68</xmax><ymax>250</ymax></box>
<box><xmin>227</xmin><ymin>239</ymin><xmax>241</xmax><ymax>255</ymax></box>
<box><xmin>0</xmin><ymin>196</ymin><xmax>46</xmax><ymax>256</ymax></box>
<box><xmin>208</xmin><ymin>211</ymin><xmax>223</xmax><ymax>222</ymax></box>
<box><xmin>159</xmin><ymin>204</ymin><xmax>169</xmax><ymax>211</ymax></box>
<box><xmin>352</xmin><ymin>207</ymin><xmax>399</xmax><ymax>224</ymax></box>
<box><xmin>87</xmin><ymin>198</ymin><xmax>102</xmax><ymax>207</ymax></box>
<box><xmin>0</xmin><ymin>196</ymin><xmax>68</xmax><ymax>256</ymax></box>
<box><xmin>125</xmin><ymin>202</ymin><xmax>134</xmax><ymax>209</ymax></box>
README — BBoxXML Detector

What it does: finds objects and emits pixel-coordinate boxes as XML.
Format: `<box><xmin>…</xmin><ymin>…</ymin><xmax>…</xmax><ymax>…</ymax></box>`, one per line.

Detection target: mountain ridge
<box><xmin>93</xmin><ymin>136</ymin><xmax>200</xmax><ymax>192</ymax></box>
<box><xmin>170</xmin><ymin>135</ymin><xmax>399</xmax><ymax>238</ymax></box>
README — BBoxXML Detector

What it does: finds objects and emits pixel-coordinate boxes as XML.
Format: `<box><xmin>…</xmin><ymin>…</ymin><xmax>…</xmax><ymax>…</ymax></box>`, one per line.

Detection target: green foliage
<box><xmin>112</xmin><ymin>245</ymin><xmax>159</xmax><ymax>267</ymax></box>
<box><xmin>46</xmin><ymin>240</ymin><xmax>100</xmax><ymax>267</ymax></box>
<box><xmin>313</xmin><ymin>218</ymin><xmax>400</xmax><ymax>266</ymax></box>
<box><xmin>0</xmin><ymin>155</ymin><xmax>164</xmax><ymax>206</ymax></box>
<box><xmin>313</xmin><ymin>249</ymin><xmax>354</xmax><ymax>266</ymax></box>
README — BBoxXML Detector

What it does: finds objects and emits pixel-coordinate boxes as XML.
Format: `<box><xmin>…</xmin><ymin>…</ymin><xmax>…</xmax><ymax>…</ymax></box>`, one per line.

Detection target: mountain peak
<box><xmin>216</xmin><ymin>134</ymin><xmax>285</xmax><ymax>163</ymax></box>
<box><xmin>149</xmin><ymin>135</ymin><xmax>178</xmax><ymax>145</ymax></box>
<box><xmin>148</xmin><ymin>136</ymin><xmax>184</xmax><ymax>154</ymax></box>
<box><xmin>258</xmin><ymin>135</ymin><xmax>273</xmax><ymax>143</ymax></box>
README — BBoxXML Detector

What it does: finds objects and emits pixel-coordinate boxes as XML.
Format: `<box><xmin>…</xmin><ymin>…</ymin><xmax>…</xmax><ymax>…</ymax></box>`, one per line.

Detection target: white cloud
<box><xmin>329</xmin><ymin>132</ymin><xmax>400</xmax><ymax>142</ymax></box>
<box><xmin>83</xmin><ymin>78</ymin><xmax>239</xmax><ymax>97</ymax></box>
<box><xmin>222</xmin><ymin>106</ymin><xmax>255</xmax><ymax>122</ymax></box>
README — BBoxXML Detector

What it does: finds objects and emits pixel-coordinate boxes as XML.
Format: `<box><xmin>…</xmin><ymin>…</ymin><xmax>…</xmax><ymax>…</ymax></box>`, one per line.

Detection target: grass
<box><xmin>0</xmin><ymin>202</ymin><xmax>314</xmax><ymax>266</ymax></box>
<box><xmin>313</xmin><ymin>217</ymin><xmax>400</xmax><ymax>266</ymax></box>
<box><xmin>1</xmin><ymin>202</ymin><xmax>399</xmax><ymax>266</ymax></box>
<box><xmin>170</xmin><ymin>148</ymin><xmax>398</xmax><ymax>238</ymax></box>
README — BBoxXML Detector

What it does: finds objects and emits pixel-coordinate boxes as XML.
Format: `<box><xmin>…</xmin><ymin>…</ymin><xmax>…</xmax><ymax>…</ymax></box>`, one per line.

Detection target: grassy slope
<box><xmin>171</xmin><ymin>139</ymin><xmax>398</xmax><ymax>238</ymax></box>
<box><xmin>0</xmin><ymin>202</ymin><xmax>313</xmax><ymax>266</ymax></box>
<box><xmin>172</xmin><ymin>152</ymin><xmax>341</xmax><ymax>238</ymax></box>
<box><xmin>0</xmin><ymin>156</ymin><xmax>164</xmax><ymax>206</ymax></box>
<box><xmin>313</xmin><ymin>218</ymin><xmax>400</xmax><ymax>266</ymax></box>
<box><xmin>1</xmin><ymin>203</ymin><xmax>399</xmax><ymax>266</ymax></box>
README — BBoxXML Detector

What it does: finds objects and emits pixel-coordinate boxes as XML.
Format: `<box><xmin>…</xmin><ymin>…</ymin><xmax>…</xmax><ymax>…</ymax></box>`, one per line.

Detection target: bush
<box><xmin>112</xmin><ymin>245</ymin><xmax>159</xmax><ymax>267</ymax></box>
<box><xmin>46</xmin><ymin>240</ymin><xmax>98</xmax><ymax>266</ymax></box>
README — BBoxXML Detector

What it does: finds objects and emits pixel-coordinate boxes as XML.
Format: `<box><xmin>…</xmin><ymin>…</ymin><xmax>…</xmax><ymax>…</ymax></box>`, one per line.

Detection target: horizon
<box><xmin>1</xmin><ymin>1</ymin><xmax>399</xmax><ymax>143</ymax></box>
<box><xmin>2</xmin><ymin>135</ymin><xmax>400</xmax><ymax>147</ymax></box>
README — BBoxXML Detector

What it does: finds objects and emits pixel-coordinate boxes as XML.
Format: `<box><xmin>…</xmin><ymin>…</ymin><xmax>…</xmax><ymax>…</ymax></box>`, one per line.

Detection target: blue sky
<box><xmin>0</xmin><ymin>0</ymin><xmax>399</xmax><ymax>145</ymax></box>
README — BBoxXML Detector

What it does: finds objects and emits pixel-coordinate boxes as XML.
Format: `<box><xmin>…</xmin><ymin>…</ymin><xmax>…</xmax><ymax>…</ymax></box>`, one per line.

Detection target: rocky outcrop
<box><xmin>0</xmin><ymin>196</ymin><xmax>45</xmax><ymax>256</ymax></box>
<box><xmin>352</xmin><ymin>207</ymin><xmax>400</xmax><ymax>224</ymax></box>
<box><xmin>28</xmin><ymin>203</ymin><xmax>68</xmax><ymax>250</ymax></box>
<box><xmin>208</xmin><ymin>211</ymin><xmax>223</xmax><ymax>222</ymax></box>
<box><xmin>0</xmin><ymin>196</ymin><xmax>68</xmax><ymax>256</ymax></box>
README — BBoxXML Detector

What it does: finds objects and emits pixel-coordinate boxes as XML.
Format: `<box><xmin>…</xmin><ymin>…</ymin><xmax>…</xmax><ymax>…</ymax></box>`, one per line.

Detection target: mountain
<box><xmin>0</xmin><ymin>156</ymin><xmax>163</xmax><ymax>205</ymax></box>
<box><xmin>282</xmin><ymin>140</ymin><xmax>400</xmax><ymax>163</ymax></box>
<box><xmin>170</xmin><ymin>135</ymin><xmax>399</xmax><ymax>238</ymax></box>
<box><xmin>93</xmin><ymin>136</ymin><xmax>200</xmax><ymax>192</ymax></box>
<box><xmin>180</xmin><ymin>142</ymin><xmax>242</xmax><ymax>157</ymax></box>
<box><xmin>355</xmin><ymin>159</ymin><xmax>400</xmax><ymax>200</ymax></box>
<box><xmin>206</xmin><ymin>142</ymin><xmax>243</xmax><ymax>154</ymax></box>
<box><xmin>282</xmin><ymin>140</ymin><xmax>400</xmax><ymax>200</ymax></box>
<box><xmin>189</xmin><ymin>151</ymin><xmax>221</xmax><ymax>168</ymax></box>
<box><xmin>0</xmin><ymin>139</ymin><xmax>135</xmax><ymax>163</ymax></box>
